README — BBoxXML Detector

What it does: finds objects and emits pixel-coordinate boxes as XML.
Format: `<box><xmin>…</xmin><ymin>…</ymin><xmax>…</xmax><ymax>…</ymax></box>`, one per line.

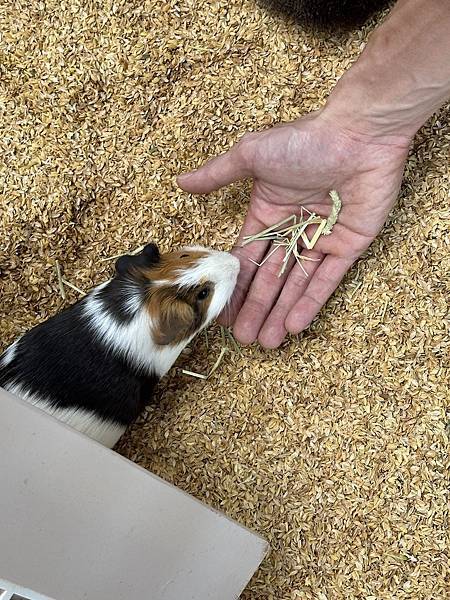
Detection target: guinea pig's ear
<box><xmin>142</xmin><ymin>243</ymin><xmax>160</xmax><ymax>265</ymax></box>
<box><xmin>115</xmin><ymin>254</ymin><xmax>135</xmax><ymax>276</ymax></box>
<box><xmin>115</xmin><ymin>243</ymin><xmax>161</xmax><ymax>276</ymax></box>
<box><xmin>153</xmin><ymin>300</ymin><xmax>195</xmax><ymax>346</ymax></box>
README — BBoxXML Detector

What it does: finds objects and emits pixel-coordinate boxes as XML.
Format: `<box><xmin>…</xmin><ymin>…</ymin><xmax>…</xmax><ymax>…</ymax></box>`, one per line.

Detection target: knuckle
<box><xmin>235</xmin><ymin>131</ymin><xmax>258</xmax><ymax>165</ymax></box>
<box><xmin>259</xmin><ymin>262</ymin><xmax>283</xmax><ymax>280</ymax></box>
<box><xmin>303</xmin><ymin>291</ymin><xmax>323</xmax><ymax>310</ymax></box>
<box><xmin>242</xmin><ymin>295</ymin><xmax>268</xmax><ymax>316</ymax></box>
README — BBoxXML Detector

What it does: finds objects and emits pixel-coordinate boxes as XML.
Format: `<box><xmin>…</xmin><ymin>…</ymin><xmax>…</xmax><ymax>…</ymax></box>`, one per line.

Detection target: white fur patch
<box><xmin>83</xmin><ymin>285</ymin><xmax>188</xmax><ymax>377</ymax></box>
<box><xmin>0</xmin><ymin>339</ymin><xmax>19</xmax><ymax>367</ymax></box>
<box><xmin>4</xmin><ymin>381</ymin><xmax>126</xmax><ymax>448</ymax></box>
<box><xmin>175</xmin><ymin>250</ymin><xmax>240</xmax><ymax>323</ymax></box>
<box><xmin>124</xmin><ymin>291</ymin><xmax>142</xmax><ymax>316</ymax></box>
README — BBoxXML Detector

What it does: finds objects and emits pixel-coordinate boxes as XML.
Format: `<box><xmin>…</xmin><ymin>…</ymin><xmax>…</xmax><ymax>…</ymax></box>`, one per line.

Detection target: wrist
<box><xmin>321</xmin><ymin>0</ymin><xmax>450</xmax><ymax>145</ymax></box>
<box><xmin>322</xmin><ymin>65</ymin><xmax>420</xmax><ymax>147</ymax></box>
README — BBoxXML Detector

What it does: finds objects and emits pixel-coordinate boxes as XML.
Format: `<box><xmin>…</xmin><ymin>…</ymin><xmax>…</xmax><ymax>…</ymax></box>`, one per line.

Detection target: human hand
<box><xmin>178</xmin><ymin>110</ymin><xmax>411</xmax><ymax>348</ymax></box>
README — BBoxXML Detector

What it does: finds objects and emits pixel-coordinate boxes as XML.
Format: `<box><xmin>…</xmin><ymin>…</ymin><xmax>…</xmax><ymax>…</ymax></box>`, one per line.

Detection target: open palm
<box><xmin>178</xmin><ymin>111</ymin><xmax>410</xmax><ymax>347</ymax></box>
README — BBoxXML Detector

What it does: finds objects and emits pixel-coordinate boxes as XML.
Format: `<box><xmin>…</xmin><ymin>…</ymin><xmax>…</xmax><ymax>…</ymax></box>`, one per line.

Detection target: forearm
<box><xmin>325</xmin><ymin>0</ymin><xmax>450</xmax><ymax>140</ymax></box>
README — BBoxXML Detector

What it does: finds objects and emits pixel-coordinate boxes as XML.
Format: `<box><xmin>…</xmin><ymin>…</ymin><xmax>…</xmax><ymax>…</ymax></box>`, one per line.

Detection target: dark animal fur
<box><xmin>0</xmin><ymin>298</ymin><xmax>159</xmax><ymax>427</ymax></box>
<box><xmin>115</xmin><ymin>242</ymin><xmax>160</xmax><ymax>277</ymax></box>
<box><xmin>0</xmin><ymin>244</ymin><xmax>163</xmax><ymax>428</ymax></box>
<box><xmin>260</xmin><ymin>0</ymin><xmax>392</xmax><ymax>29</ymax></box>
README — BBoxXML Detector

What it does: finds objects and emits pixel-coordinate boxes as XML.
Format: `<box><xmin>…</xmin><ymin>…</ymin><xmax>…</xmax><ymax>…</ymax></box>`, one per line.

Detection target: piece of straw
<box><xmin>61</xmin><ymin>278</ymin><xmax>87</xmax><ymax>296</ymax></box>
<box><xmin>181</xmin><ymin>347</ymin><xmax>229</xmax><ymax>381</ymax></box>
<box><xmin>302</xmin><ymin>218</ymin><xmax>327</xmax><ymax>250</ymax></box>
<box><xmin>224</xmin><ymin>327</ymin><xmax>243</xmax><ymax>356</ymax></box>
<box><xmin>55</xmin><ymin>260</ymin><xmax>66</xmax><ymax>300</ymax></box>
<box><xmin>207</xmin><ymin>346</ymin><xmax>229</xmax><ymax>377</ymax></box>
<box><xmin>299</xmin><ymin>255</ymin><xmax>321</xmax><ymax>262</ymax></box>
<box><xmin>100</xmin><ymin>244</ymin><xmax>146</xmax><ymax>262</ymax></box>
<box><xmin>220</xmin><ymin>325</ymin><xmax>227</xmax><ymax>348</ymax></box>
<box><xmin>292</xmin><ymin>245</ymin><xmax>308</xmax><ymax>277</ymax></box>
<box><xmin>380</xmin><ymin>298</ymin><xmax>390</xmax><ymax>321</ymax></box>
<box><xmin>182</xmin><ymin>326</ymin><xmax>241</xmax><ymax>380</ymax></box>
<box><xmin>323</xmin><ymin>190</ymin><xmax>342</xmax><ymax>235</ymax></box>
<box><xmin>241</xmin><ymin>215</ymin><xmax>297</xmax><ymax>246</ymax></box>
<box><xmin>180</xmin><ymin>369</ymin><xmax>208</xmax><ymax>380</ymax></box>
<box><xmin>241</xmin><ymin>190</ymin><xmax>342</xmax><ymax>277</ymax></box>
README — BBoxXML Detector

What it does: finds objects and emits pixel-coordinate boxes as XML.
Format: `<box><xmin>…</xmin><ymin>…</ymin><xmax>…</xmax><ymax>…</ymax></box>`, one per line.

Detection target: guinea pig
<box><xmin>259</xmin><ymin>0</ymin><xmax>392</xmax><ymax>29</ymax></box>
<box><xmin>0</xmin><ymin>243</ymin><xmax>240</xmax><ymax>449</ymax></box>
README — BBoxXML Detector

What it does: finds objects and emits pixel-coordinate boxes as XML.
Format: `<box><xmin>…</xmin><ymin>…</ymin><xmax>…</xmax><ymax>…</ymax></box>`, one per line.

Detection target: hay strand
<box><xmin>323</xmin><ymin>190</ymin><xmax>342</xmax><ymax>235</ymax></box>
<box><xmin>55</xmin><ymin>261</ymin><xmax>66</xmax><ymax>300</ymax></box>
<box><xmin>241</xmin><ymin>192</ymin><xmax>341</xmax><ymax>277</ymax></box>
<box><xmin>61</xmin><ymin>279</ymin><xmax>87</xmax><ymax>297</ymax></box>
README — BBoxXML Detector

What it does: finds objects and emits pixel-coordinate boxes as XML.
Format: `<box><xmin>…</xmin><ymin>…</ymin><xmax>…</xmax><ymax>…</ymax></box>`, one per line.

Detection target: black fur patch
<box><xmin>0</xmin><ymin>298</ymin><xmax>159</xmax><ymax>427</ymax></box>
<box><xmin>259</xmin><ymin>0</ymin><xmax>392</xmax><ymax>29</ymax></box>
<box><xmin>115</xmin><ymin>243</ymin><xmax>161</xmax><ymax>277</ymax></box>
<box><xmin>96</xmin><ymin>279</ymin><xmax>143</xmax><ymax>324</ymax></box>
<box><xmin>142</xmin><ymin>242</ymin><xmax>160</xmax><ymax>262</ymax></box>
<box><xmin>101</xmin><ymin>244</ymin><xmax>161</xmax><ymax>322</ymax></box>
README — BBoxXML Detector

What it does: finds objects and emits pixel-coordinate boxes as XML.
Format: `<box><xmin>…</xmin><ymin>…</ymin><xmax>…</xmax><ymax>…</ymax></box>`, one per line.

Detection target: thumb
<box><xmin>177</xmin><ymin>140</ymin><xmax>253</xmax><ymax>194</ymax></box>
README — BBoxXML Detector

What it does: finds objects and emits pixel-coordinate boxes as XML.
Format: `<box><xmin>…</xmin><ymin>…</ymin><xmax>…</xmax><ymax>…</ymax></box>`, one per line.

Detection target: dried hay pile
<box><xmin>1</xmin><ymin>1</ymin><xmax>449</xmax><ymax>598</ymax></box>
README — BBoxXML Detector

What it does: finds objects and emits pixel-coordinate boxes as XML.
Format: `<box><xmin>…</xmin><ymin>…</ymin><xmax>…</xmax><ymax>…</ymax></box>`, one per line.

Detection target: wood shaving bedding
<box><xmin>1</xmin><ymin>1</ymin><xmax>449</xmax><ymax>598</ymax></box>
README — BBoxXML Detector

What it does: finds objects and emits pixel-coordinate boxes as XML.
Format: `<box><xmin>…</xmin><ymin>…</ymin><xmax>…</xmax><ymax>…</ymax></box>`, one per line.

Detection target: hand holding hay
<box><xmin>179</xmin><ymin>106</ymin><xmax>411</xmax><ymax>348</ymax></box>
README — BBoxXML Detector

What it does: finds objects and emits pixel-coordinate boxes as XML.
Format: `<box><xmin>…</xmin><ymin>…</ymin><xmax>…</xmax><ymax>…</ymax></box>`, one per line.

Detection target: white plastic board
<box><xmin>0</xmin><ymin>579</ymin><xmax>54</xmax><ymax>600</ymax></box>
<box><xmin>0</xmin><ymin>388</ymin><xmax>268</xmax><ymax>600</ymax></box>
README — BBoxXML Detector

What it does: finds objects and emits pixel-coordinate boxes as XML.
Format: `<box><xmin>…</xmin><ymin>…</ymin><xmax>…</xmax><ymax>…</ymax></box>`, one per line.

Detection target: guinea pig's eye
<box><xmin>197</xmin><ymin>287</ymin><xmax>210</xmax><ymax>301</ymax></box>
<box><xmin>180</xmin><ymin>254</ymin><xmax>189</xmax><ymax>258</ymax></box>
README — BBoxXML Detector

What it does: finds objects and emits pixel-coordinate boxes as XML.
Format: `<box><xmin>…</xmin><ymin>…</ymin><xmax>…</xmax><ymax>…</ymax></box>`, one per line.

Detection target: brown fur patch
<box><xmin>141</xmin><ymin>250</ymin><xmax>208</xmax><ymax>283</ymax></box>
<box><xmin>146</xmin><ymin>282</ymin><xmax>214</xmax><ymax>346</ymax></box>
<box><xmin>150</xmin><ymin>292</ymin><xmax>196</xmax><ymax>345</ymax></box>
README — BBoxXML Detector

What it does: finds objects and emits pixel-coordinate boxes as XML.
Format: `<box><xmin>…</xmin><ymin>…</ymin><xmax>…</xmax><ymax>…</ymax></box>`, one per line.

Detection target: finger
<box><xmin>285</xmin><ymin>255</ymin><xmax>355</xmax><ymax>334</ymax></box>
<box><xmin>177</xmin><ymin>144</ymin><xmax>251</xmax><ymax>195</ymax></box>
<box><xmin>257</xmin><ymin>249</ymin><xmax>324</xmax><ymax>348</ymax></box>
<box><xmin>231</xmin><ymin>244</ymin><xmax>297</xmax><ymax>345</ymax></box>
<box><xmin>217</xmin><ymin>211</ymin><xmax>270</xmax><ymax>327</ymax></box>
